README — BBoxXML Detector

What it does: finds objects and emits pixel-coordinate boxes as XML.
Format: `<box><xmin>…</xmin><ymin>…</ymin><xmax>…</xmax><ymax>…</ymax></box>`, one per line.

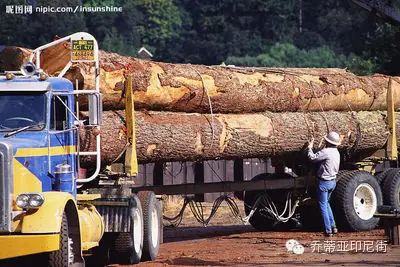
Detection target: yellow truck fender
<box><xmin>20</xmin><ymin>191</ymin><xmax>78</xmax><ymax>234</ymax></box>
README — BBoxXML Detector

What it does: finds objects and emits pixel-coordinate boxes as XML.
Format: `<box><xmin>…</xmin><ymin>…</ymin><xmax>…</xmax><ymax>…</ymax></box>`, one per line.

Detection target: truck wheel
<box><xmin>88</xmin><ymin>233</ymin><xmax>112</xmax><ymax>267</ymax></box>
<box><xmin>138</xmin><ymin>191</ymin><xmax>161</xmax><ymax>261</ymax></box>
<box><xmin>110</xmin><ymin>195</ymin><xmax>144</xmax><ymax>264</ymax></box>
<box><xmin>382</xmin><ymin>169</ymin><xmax>400</xmax><ymax>209</ymax></box>
<box><xmin>333</xmin><ymin>171</ymin><xmax>382</xmax><ymax>231</ymax></box>
<box><xmin>375</xmin><ymin>168</ymin><xmax>397</xmax><ymax>185</ymax></box>
<box><xmin>49</xmin><ymin>213</ymin><xmax>82</xmax><ymax>267</ymax></box>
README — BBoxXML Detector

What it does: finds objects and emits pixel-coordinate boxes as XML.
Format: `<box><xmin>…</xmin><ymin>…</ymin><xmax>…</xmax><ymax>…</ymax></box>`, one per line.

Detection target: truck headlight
<box><xmin>29</xmin><ymin>194</ymin><xmax>45</xmax><ymax>207</ymax></box>
<box><xmin>16</xmin><ymin>194</ymin><xmax>30</xmax><ymax>208</ymax></box>
<box><xmin>16</xmin><ymin>193</ymin><xmax>45</xmax><ymax>209</ymax></box>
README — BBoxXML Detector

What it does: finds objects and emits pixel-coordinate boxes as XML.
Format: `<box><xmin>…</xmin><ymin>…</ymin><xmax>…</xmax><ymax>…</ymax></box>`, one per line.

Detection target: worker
<box><xmin>307</xmin><ymin>131</ymin><xmax>341</xmax><ymax>237</ymax></box>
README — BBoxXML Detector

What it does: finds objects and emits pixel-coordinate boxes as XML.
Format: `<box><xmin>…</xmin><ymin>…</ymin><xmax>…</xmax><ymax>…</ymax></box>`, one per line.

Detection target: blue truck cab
<box><xmin>0</xmin><ymin>66</ymin><xmax>102</xmax><ymax>266</ymax></box>
<box><xmin>0</xmin><ymin>76</ymin><xmax>78</xmax><ymax>197</ymax></box>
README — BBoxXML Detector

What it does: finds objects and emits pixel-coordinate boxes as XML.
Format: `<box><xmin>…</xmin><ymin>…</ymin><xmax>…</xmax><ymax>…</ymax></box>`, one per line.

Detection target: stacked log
<box><xmin>1</xmin><ymin>44</ymin><xmax>397</xmax><ymax>165</ymax></box>
<box><xmin>80</xmin><ymin>110</ymin><xmax>390</xmax><ymax>165</ymax></box>
<box><xmin>83</xmin><ymin>56</ymin><xmax>400</xmax><ymax>113</ymax></box>
<box><xmin>2</xmin><ymin>44</ymin><xmax>400</xmax><ymax>113</ymax></box>
<box><xmin>0</xmin><ymin>47</ymin><xmax>31</xmax><ymax>72</ymax></box>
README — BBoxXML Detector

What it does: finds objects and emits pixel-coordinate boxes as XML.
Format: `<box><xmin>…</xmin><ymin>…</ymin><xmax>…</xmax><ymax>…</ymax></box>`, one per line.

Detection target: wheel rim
<box><xmin>133</xmin><ymin>208</ymin><xmax>143</xmax><ymax>253</ymax></box>
<box><xmin>353</xmin><ymin>183</ymin><xmax>377</xmax><ymax>220</ymax></box>
<box><xmin>151</xmin><ymin>206</ymin><xmax>159</xmax><ymax>247</ymax></box>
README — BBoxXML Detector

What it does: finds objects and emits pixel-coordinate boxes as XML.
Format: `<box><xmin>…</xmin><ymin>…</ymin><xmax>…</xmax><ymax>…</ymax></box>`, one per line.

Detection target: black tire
<box><xmin>88</xmin><ymin>233</ymin><xmax>112</xmax><ymax>267</ymax></box>
<box><xmin>336</xmin><ymin>170</ymin><xmax>358</xmax><ymax>180</ymax></box>
<box><xmin>333</xmin><ymin>171</ymin><xmax>382</xmax><ymax>231</ymax></box>
<box><xmin>244</xmin><ymin>173</ymin><xmax>292</xmax><ymax>231</ymax></box>
<box><xmin>138</xmin><ymin>191</ymin><xmax>161</xmax><ymax>261</ymax></box>
<box><xmin>49</xmin><ymin>213</ymin><xmax>82</xmax><ymax>267</ymax></box>
<box><xmin>110</xmin><ymin>195</ymin><xmax>144</xmax><ymax>264</ymax></box>
<box><xmin>375</xmin><ymin>168</ymin><xmax>397</xmax><ymax>185</ymax></box>
<box><xmin>382</xmin><ymin>169</ymin><xmax>400</xmax><ymax>209</ymax></box>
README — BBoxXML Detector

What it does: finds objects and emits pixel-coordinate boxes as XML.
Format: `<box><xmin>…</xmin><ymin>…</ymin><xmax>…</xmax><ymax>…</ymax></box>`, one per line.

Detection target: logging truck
<box><xmin>1</xmin><ymin>31</ymin><xmax>400</xmax><ymax>267</ymax></box>
<box><xmin>0</xmin><ymin>32</ymin><xmax>162</xmax><ymax>266</ymax></box>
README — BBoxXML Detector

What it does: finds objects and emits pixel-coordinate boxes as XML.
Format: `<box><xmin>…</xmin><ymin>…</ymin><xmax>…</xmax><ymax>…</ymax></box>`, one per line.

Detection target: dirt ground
<box><xmin>137</xmin><ymin>225</ymin><xmax>400</xmax><ymax>266</ymax></box>
<box><xmin>110</xmin><ymin>199</ymin><xmax>400</xmax><ymax>266</ymax></box>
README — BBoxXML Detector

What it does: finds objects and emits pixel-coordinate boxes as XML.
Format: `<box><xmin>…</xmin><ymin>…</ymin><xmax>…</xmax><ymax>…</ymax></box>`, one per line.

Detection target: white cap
<box><xmin>324</xmin><ymin>131</ymin><xmax>341</xmax><ymax>146</ymax></box>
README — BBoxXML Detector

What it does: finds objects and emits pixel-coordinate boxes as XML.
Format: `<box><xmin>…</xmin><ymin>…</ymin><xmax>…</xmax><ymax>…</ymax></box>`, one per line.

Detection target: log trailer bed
<box><xmin>81</xmin><ymin>0</ymin><xmax>400</xmax><ymax>243</ymax></box>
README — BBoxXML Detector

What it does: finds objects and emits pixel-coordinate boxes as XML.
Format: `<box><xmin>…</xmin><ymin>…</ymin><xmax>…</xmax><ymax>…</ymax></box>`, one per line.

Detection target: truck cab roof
<box><xmin>0</xmin><ymin>76</ymin><xmax>74</xmax><ymax>93</ymax></box>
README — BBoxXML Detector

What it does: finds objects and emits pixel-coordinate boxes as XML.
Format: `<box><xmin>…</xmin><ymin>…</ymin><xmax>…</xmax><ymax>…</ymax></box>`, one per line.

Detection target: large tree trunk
<box><xmin>79</xmin><ymin>110</ymin><xmax>389</xmax><ymax>165</ymax></box>
<box><xmin>89</xmin><ymin>55</ymin><xmax>400</xmax><ymax>113</ymax></box>
<box><xmin>0</xmin><ymin>42</ymin><xmax>71</xmax><ymax>74</ymax></box>
<box><xmin>2</xmin><ymin>45</ymin><xmax>400</xmax><ymax>113</ymax></box>
<box><xmin>0</xmin><ymin>47</ymin><xmax>31</xmax><ymax>72</ymax></box>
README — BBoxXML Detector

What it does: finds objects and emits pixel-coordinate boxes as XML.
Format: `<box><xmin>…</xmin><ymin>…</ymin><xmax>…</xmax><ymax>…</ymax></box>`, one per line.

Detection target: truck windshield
<box><xmin>0</xmin><ymin>92</ymin><xmax>46</xmax><ymax>131</ymax></box>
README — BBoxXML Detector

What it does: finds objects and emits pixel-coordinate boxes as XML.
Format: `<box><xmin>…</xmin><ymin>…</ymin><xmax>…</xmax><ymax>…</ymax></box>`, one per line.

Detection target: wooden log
<box><xmin>98</xmin><ymin>56</ymin><xmax>400</xmax><ymax>113</ymax></box>
<box><xmin>69</xmin><ymin>51</ymin><xmax>400</xmax><ymax>113</ymax></box>
<box><xmin>0</xmin><ymin>47</ymin><xmax>31</xmax><ymax>72</ymax></box>
<box><xmin>0</xmin><ymin>42</ymin><xmax>70</xmax><ymax>74</ymax></box>
<box><xmin>79</xmin><ymin>110</ymin><xmax>390</xmax><ymax>165</ymax></box>
<box><xmin>3</xmin><ymin>45</ymin><xmax>400</xmax><ymax>113</ymax></box>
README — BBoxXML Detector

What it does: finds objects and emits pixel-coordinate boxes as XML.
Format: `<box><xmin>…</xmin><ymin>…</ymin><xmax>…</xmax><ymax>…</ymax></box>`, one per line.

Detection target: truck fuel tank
<box><xmin>54</xmin><ymin>163</ymin><xmax>76</xmax><ymax>196</ymax></box>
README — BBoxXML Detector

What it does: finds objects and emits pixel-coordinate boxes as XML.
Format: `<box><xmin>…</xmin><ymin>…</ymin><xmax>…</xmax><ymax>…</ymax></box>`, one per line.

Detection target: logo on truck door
<box><xmin>71</xmin><ymin>39</ymin><xmax>94</xmax><ymax>61</ymax></box>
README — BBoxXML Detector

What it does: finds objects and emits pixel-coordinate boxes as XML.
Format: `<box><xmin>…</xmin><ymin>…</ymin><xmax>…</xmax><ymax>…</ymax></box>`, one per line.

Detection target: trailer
<box><xmin>90</xmin><ymin>79</ymin><xmax>400</xmax><ymax>233</ymax></box>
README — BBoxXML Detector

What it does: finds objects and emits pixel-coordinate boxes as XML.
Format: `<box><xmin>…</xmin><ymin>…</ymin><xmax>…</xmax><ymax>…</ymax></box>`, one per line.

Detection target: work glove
<box><xmin>307</xmin><ymin>138</ymin><xmax>314</xmax><ymax>149</ymax></box>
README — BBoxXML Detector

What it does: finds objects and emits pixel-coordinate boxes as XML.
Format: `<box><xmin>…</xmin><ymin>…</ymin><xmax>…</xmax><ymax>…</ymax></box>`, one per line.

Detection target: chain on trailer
<box><xmin>163</xmin><ymin>190</ymin><xmax>304</xmax><ymax>227</ymax></box>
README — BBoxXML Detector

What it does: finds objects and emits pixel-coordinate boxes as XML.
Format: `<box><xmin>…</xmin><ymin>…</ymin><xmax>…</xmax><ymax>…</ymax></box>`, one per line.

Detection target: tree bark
<box><xmin>2</xmin><ymin>45</ymin><xmax>400</xmax><ymax>113</ymax></box>
<box><xmin>79</xmin><ymin>110</ymin><xmax>390</xmax><ymax>165</ymax></box>
<box><xmin>74</xmin><ymin>52</ymin><xmax>400</xmax><ymax>113</ymax></box>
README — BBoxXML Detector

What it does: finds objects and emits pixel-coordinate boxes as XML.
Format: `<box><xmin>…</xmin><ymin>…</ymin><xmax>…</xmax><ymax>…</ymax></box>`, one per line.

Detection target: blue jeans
<box><xmin>317</xmin><ymin>179</ymin><xmax>336</xmax><ymax>233</ymax></box>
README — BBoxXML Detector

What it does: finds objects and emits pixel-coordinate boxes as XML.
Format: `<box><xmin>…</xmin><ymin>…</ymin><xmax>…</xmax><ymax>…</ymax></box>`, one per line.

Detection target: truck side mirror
<box><xmin>88</xmin><ymin>94</ymin><xmax>102</xmax><ymax>125</ymax></box>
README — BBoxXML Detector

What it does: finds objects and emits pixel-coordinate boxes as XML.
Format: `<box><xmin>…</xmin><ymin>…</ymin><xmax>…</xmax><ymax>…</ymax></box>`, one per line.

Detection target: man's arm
<box><xmin>307</xmin><ymin>148</ymin><xmax>328</xmax><ymax>162</ymax></box>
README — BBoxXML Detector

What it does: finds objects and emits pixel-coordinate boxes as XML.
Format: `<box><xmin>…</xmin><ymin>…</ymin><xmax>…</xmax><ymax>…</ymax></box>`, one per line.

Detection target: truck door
<box><xmin>49</xmin><ymin>94</ymin><xmax>77</xmax><ymax>195</ymax></box>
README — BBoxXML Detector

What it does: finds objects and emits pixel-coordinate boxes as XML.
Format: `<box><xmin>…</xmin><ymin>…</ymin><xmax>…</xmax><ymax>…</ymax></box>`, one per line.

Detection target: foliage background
<box><xmin>0</xmin><ymin>0</ymin><xmax>399</xmax><ymax>75</ymax></box>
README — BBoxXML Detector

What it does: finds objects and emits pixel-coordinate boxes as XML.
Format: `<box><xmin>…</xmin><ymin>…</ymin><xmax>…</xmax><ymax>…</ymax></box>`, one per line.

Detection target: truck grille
<box><xmin>0</xmin><ymin>142</ymin><xmax>13</xmax><ymax>233</ymax></box>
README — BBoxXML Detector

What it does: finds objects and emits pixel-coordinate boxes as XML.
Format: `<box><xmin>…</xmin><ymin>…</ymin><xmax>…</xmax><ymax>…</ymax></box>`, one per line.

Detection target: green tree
<box><xmin>226</xmin><ymin>42</ymin><xmax>376</xmax><ymax>75</ymax></box>
<box><xmin>0</xmin><ymin>0</ymin><xmax>28</xmax><ymax>46</ymax></box>
<box><xmin>133</xmin><ymin>0</ymin><xmax>182</xmax><ymax>53</ymax></box>
<box><xmin>0</xmin><ymin>0</ymin><xmax>398</xmax><ymax>74</ymax></box>
<box><xmin>1</xmin><ymin>0</ymin><xmax>87</xmax><ymax>47</ymax></box>
<box><xmin>363</xmin><ymin>22</ymin><xmax>400</xmax><ymax>75</ymax></box>
<box><xmin>85</xmin><ymin>0</ymin><xmax>143</xmax><ymax>56</ymax></box>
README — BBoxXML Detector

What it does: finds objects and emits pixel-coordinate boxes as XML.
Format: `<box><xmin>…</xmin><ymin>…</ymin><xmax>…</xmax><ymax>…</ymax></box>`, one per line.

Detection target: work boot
<box><xmin>332</xmin><ymin>227</ymin><xmax>338</xmax><ymax>234</ymax></box>
<box><xmin>324</xmin><ymin>232</ymin><xmax>333</xmax><ymax>237</ymax></box>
